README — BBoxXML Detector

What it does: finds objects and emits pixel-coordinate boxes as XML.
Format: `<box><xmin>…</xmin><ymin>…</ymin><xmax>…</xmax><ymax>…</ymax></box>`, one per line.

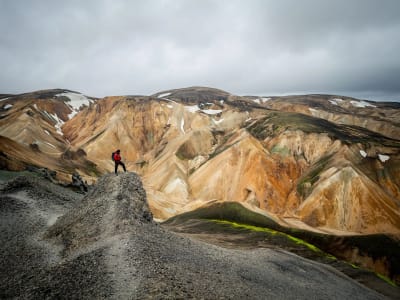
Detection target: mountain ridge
<box><xmin>1</xmin><ymin>86</ymin><xmax>399</xmax><ymax>235</ymax></box>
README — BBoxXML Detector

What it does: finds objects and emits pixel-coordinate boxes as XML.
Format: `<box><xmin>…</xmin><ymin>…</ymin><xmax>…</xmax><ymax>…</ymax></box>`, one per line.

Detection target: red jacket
<box><xmin>113</xmin><ymin>152</ymin><xmax>121</xmax><ymax>162</ymax></box>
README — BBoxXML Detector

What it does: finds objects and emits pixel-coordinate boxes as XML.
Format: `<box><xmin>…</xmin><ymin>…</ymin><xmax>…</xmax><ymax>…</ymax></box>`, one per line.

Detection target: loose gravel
<box><xmin>0</xmin><ymin>173</ymin><xmax>388</xmax><ymax>299</ymax></box>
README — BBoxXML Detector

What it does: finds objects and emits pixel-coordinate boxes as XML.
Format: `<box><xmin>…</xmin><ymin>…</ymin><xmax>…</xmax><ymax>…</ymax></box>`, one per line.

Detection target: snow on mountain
<box><xmin>359</xmin><ymin>150</ymin><xmax>367</xmax><ymax>158</ymax></box>
<box><xmin>158</xmin><ymin>92</ymin><xmax>171</xmax><ymax>98</ymax></box>
<box><xmin>378</xmin><ymin>154</ymin><xmax>390</xmax><ymax>162</ymax></box>
<box><xmin>350</xmin><ymin>100</ymin><xmax>376</xmax><ymax>108</ymax></box>
<box><xmin>212</xmin><ymin>118</ymin><xmax>224</xmax><ymax>125</ymax></box>
<box><xmin>329</xmin><ymin>98</ymin><xmax>344</xmax><ymax>105</ymax></box>
<box><xmin>253</xmin><ymin>98</ymin><xmax>270</xmax><ymax>104</ymax></box>
<box><xmin>202</xmin><ymin>109</ymin><xmax>222</xmax><ymax>115</ymax></box>
<box><xmin>184</xmin><ymin>105</ymin><xmax>222</xmax><ymax>115</ymax></box>
<box><xmin>56</xmin><ymin>92</ymin><xmax>92</xmax><ymax>119</ymax></box>
<box><xmin>185</xmin><ymin>105</ymin><xmax>200</xmax><ymax>113</ymax></box>
<box><xmin>42</xmin><ymin>111</ymin><xmax>64</xmax><ymax>135</ymax></box>
<box><xmin>180</xmin><ymin>118</ymin><xmax>185</xmax><ymax>133</ymax></box>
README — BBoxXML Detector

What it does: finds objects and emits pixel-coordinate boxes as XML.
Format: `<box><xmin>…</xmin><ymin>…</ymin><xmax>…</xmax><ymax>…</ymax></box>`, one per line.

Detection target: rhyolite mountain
<box><xmin>1</xmin><ymin>87</ymin><xmax>399</xmax><ymax>236</ymax></box>
<box><xmin>1</xmin><ymin>86</ymin><xmax>400</xmax><ymax>286</ymax></box>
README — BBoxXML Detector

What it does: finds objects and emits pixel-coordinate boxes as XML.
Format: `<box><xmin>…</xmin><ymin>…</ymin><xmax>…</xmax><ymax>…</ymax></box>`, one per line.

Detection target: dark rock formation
<box><xmin>0</xmin><ymin>172</ymin><xmax>390</xmax><ymax>299</ymax></box>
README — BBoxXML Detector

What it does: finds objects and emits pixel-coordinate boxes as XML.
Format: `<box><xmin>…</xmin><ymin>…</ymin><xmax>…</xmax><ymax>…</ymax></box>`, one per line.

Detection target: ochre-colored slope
<box><xmin>1</xmin><ymin>88</ymin><xmax>400</xmax><ymax>235</ymax></box>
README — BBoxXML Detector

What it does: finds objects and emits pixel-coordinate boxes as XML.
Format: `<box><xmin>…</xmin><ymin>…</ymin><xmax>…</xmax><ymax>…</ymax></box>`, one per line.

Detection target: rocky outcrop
<box><xmin>0</xmin><ymin>172</ymin><xmax>388</xmax><ymax>299</ymax></box>
<box><xmin>47</xmin><ymin>173</ymin><xmax>153</xmax><ymax>254</ymax></box>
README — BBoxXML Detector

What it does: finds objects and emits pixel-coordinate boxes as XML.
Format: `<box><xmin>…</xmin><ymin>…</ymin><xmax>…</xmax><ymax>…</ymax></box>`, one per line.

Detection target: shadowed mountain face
<box><xmin>0</xmin><ymin>173</ymin><xmax>388</xmax><ymax>299</ymax></box>
<box><xmin>1</xmin><ymin>87</ymin><xmax>400</xmax><ymax>237</ymax></box>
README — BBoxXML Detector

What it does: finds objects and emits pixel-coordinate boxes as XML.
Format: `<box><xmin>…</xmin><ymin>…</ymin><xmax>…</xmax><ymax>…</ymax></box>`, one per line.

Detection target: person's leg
<box><xmin>121</xmin><ymin>161</ymin><xmax>126</xmax><ymax>172</ymax></box>
<box><xmin>115</xmin><ymin>161</ymin><xmax>118</xmax><ymax>174</ymax></box>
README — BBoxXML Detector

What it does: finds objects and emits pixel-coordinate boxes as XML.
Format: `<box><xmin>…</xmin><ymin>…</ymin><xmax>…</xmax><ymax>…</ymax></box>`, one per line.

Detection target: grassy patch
<box><xmin>0</xmin><ymin>170</ymin><xmax>40</xmax><ymax>182</ymax></box>
<box><xmin>270</xmin><ymin>145</ymin><xmax>290</xmax><ymax>156</ymax></box>
<box><xmin>296</xmin><ymin>154</ymin><xmax>333</xmax><ymax>198</ymax></box>
<box><xmin>165</xmin><ymin>201</ymin><xmax>400</xmax><ymax>285</ymax></box>
<box><xmin>164</xmin><ymin>202</ymin><xmax>281</xmax><ymax>230</ymax></box>
<box><xmin>210</xmin><ymin>219</ymin><xmax>334</xmax><ymax>258</ymax></box>
<box><xmin>376</xmin><ymin>273</ymin><xmax>397</xmax><ymax>287</ymax></box>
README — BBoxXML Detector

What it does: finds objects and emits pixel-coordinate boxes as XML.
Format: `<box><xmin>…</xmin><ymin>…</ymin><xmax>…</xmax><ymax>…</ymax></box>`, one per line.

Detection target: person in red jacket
<box><xmin>113</xmin><ymin>149</ymin><xmax>126</xmax><ymax>175</ymax></box>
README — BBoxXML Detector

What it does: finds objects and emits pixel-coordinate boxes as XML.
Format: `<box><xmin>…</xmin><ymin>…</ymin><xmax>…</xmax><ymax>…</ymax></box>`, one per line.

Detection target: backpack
<box><xmin>111</xmin><ymin>152</ymin><xmax>115</xmax><ymax>161</ymax></box>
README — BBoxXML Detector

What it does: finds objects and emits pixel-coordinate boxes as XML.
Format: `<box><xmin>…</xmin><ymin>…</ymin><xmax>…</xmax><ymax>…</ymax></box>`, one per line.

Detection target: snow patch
<box><xmin>378</xmin><ymin>154</ymin><xmax>390</xmax><ymax>162</ymax></box>
<box><xmin>220</xmin><ymin>100</ymin><xmax>224</xmax><ymax>105</ymax></box>
<box><xmin>185</xmin><ymin>105</ymin><xmax>222</xmax><ymax>115</ymax></box>
<box><xmin>68</xmin><ymin>110</ymin><xmax>78</xmax><ymax>119</ymax></box>
<box><xmin>44</xmin><ymin>111</ymin><xmax>64</xmax><ymax>136</ymax></box>
<box><xmin>0</xmin><ymin>97</ymin><xmax>9</xmax><ymax>102</ymax></box>
<box><xmin>3</xmin><ymin>104</ymin><xmax>12</xmax><ymax>110</ymax></box>
<box><xmin>202</xmin><ymin>109</ymin><xmax>222</xmax><ymax>115</ymax></box>
<box><xmin>180</xmin><ymin>118</ymin><xmax>185</xmax><ymax>133</ymax></box>
<box><xmin>212</xmin><ymin>118</ymin><xmax>224</xmax><ymax>125</ymax></box>
<box><xmin>158</xmin><ymin>92</ymin><xmax>171</xmax><ymax>98</ymax></box>
<box><xmin>185</xmin><ymin>105</ymin><xmax>200</xmax><ymax>113</ymax></box>
<box><xmin>329</xmin><ymin>98</ymin><xmax>345</xmax><ymax>106</ymax></box>
<box><xmin>166</xmin><ymin>104</ymin><xmax>173</xmax><ymax>109</ymax></box>
<box><xmin>44</xmin><ymin>142</ymin><xmax>56</xmax><ymax>149</ymax></box>
<box><xmin>44</xmin><ymin>130</ymin><xmax>50</xmax><ymax>135</ymax></box>
<box><xmin>56</xmin><ymin>92</ymin><xmax>92</xmax><ymax>119</ymax></box>
<box><xmin>253</xmin><ymin>98</ymin><xmax>270</xmax><ymax>104</ymax></box>
<box><xmin>34</xmin><ymin>104</ymin><xmax>38</xmax><ymax>110</ymax></box>
<box><xmin>359</xmin><ymin>150</ymin><xmax>367</xmax><ymax>158</ymax></box>
<box><xmin>350</xmin><ymin>100</ymin><xmax>376</xmax><ymax>108</ymax></box>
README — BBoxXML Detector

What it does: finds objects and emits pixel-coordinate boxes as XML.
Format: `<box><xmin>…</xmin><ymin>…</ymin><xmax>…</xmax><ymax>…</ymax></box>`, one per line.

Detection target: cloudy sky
<box><xmin>1</xmin><ymin>0</ymin><xmax>399</xmax><ymax>101</ymax></box>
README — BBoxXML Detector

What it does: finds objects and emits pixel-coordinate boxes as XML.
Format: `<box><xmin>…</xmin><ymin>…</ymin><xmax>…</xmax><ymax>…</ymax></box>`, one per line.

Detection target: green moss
<box><xmin>349</xmin><ymin>263</ymin><xmax>360</xmax><ymax>269</ymax></box>
<box><xmin>210</xmin><ymin>219</ymin><xmax>335</xmax><ymax>258</ymax></box>
<box><xmin>271</xmin><ymin>145</ymin><xmax>290</xmax><ymax>156</ymax></box>
<box><xmin>347</xmin><ymin>262</ymin><xmax>397</xmax><ymax>287</ymax></box>
<box><xmin>165</xmin><ymin>202</ymin><xmax>400</xmax><ymax>286</ymax></box>
<box><xmin>175</xmin><ymin>150</ymin><xmax>187</xmax><ymax>160</ymax></box>
<box><xmin>297</xmin><ymin>154</ymin><xmax>333</xmax><ymax>198</ymax></box>
<box><xmin>376</xmin><ymin>273</ymin><xmax>397</xmax><ymax>287</ymax></box>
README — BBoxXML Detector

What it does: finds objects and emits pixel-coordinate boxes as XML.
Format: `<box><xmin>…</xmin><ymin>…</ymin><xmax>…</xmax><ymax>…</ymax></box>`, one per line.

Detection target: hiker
<box><xmin>113</xmin><ymin>149</ymin><xmax>127</xmax><ymax>175</ymax></box>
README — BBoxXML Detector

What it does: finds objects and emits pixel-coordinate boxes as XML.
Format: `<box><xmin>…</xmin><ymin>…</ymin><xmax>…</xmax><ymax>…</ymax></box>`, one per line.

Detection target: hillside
<box><xmin>1</xmin><ymin>87</ymin><xmax>399</xmax><ymax>236</ymax></box>
<box><xmin>0</xmin><ymin>172</ymin><xmax>390</xmax><ymax>299</ymax></box>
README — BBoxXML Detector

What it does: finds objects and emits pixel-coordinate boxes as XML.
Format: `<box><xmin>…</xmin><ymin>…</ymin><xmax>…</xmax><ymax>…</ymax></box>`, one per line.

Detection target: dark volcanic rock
<box><xmin>0</xmin><ymin>173</ymin><xmax>388</xmax><ymax>299</ymax></box>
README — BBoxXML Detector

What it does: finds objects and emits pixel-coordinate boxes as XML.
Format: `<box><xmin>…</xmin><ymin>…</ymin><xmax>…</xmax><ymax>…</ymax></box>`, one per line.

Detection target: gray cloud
<box><xmin>0</xmin><ymin>0</ymin><xmax>399</xmax><ymax>101</ymax></box>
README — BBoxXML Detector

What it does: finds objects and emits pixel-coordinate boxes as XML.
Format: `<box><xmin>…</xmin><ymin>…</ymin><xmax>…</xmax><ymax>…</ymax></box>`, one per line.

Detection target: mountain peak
<box><xmin>152</xmin><ymin>86</ymin><xmax>232</xmax><ymax>104</ymax></box>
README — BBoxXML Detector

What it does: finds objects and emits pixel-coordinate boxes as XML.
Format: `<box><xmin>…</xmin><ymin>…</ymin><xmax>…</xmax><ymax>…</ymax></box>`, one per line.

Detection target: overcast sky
<box><xmin>1</xmin><ymin>0</ymin><xmax>399</xmax><ymax>101</ymax></box>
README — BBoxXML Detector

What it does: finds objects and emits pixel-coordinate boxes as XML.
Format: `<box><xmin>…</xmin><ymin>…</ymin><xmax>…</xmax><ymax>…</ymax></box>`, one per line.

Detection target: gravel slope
<box><xmin>0</xmin><ymin>173</ymin><xmax>388</xmax><ymax>299</ymax></box>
